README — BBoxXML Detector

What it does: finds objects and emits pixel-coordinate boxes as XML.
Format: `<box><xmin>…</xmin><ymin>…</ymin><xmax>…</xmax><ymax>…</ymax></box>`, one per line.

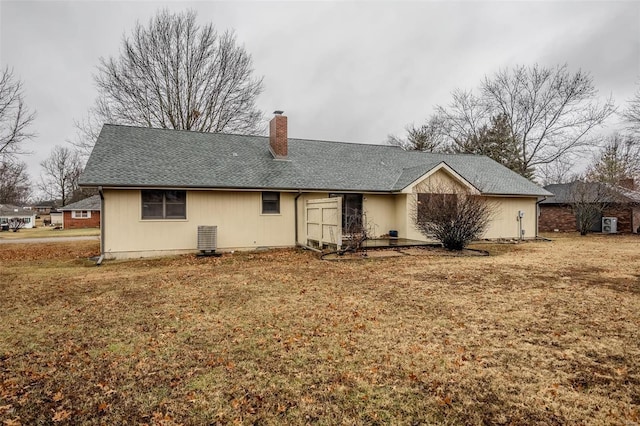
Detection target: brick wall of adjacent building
<box><xmin>63</xmin><ymin>211</ymin><xmax>100</xmax><ymax>229</ymax></box>
<box><xmin>539</xmin><ymin>204</ymin><xmax>637</xmax><ymax>233</ymax></box>
<box><xmin>539</xmin><ymin>204</ymin><xmax>576</xmax><ymax>232</ymax></box>
<box><xmin>603</xmin><ymin>205</ymin><xmax>634</xmax><ymax>233</ymax></box>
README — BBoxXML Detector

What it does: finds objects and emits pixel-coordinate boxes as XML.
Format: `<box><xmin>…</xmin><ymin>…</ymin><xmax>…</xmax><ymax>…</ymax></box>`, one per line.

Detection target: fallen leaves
<box><xmin>0</xmin><ymin>236</ymin><xmax>639</xmax><ymax>424</ymax></box>
<box><xmin>51</xmin><ymin>408</ymin><xmax>71</xmax><ymax>422</ymax></box>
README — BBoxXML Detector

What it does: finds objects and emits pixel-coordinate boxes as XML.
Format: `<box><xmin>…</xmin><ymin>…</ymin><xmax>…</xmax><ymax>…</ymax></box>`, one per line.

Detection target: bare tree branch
<box><xmin>387</xmin><ymin>116</ymin><xmax>446</xmax><ymax>152</ymax></box>
<box><xmin>412</xmin><ymin>183</ymin><xmax>494</xmax><ymax>250</ymax></box>
<box><xmin>585</xmin><ymin>133</ymin><xmax>640</xmax><ymax>184</ymax></box>
<box><xmin>621</xmin><ymin>85</ymin><xmax>640</xmax><ymax>136</ymax></box>
<box><xmin>430</xmin><ymin>64</ymin><xmax>615</xmax><ymax>178</ymax></box>
<box><xmin>0</xmin><ymin>67</ymin><xmax>36</xmax><ymax>159</ymax></box>
<box><xmin>39</xmin><ymin>145</ymin><xmax>83</xmax><ymax>206</ymax></box>
<box><xmin>0</xmin><ymin>158</ymin><xmax>31</xmax><ymax>204</ymax></box>
<box><xmin>78</xmin><ymin>9</ymin><xmax>264</xmax><ymax>153</ymax></box>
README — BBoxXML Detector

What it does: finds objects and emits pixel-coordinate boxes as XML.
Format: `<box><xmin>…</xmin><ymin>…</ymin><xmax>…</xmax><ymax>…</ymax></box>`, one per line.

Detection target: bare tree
<box><xmin>434</xmin><ymin>64</ymin><xmax>615</xmax><ymax>177</ymax></box>
<box><xmin>537</xmin><ymin>157</ymin><xmax>579</xmax><ymax>186</ymax></box>
<box><xmin>39</xmin><ymin>145</ymin><xmax>83</xmax><ymax>206</ymax></box>
<box><xmin>567</xmin><ymin>180</ymin><xmax>617</xmax><ymax>236</ymax></box>
<box><xmin>0</xmin><ymin>67</ymin><xmax>36</xmax><ymax>159</ymax></box>
<box><xmin>75</xmin><ymin>9</ymin><xmax>264</xmax><ymax>152</ymax></box>
<box><xmin>586</xmin><ymin>133</ymin><xmax>640</xmax><ymax>184</ymax></box>
<box><xmin>8</xmin><ymin>217</ymin><xmax>26</xmax><ymax>233</ymax></box>
<box><xmin>388</xmin><ymin>116</ymin><xmax>446</xmax><ymax>152</ymax></box>
<box><xmin>457</xmin><ymin>113</ymin><xmax>531</xmax><ymax>177</ymax></box>
<box><xmin>340</xmin><ymin>208</ymin><xmax>375</xmax><ymax>253</ymax></box>
<box><xmin>0</xmin><ymin>159</ymin><xmax>31</xmax><ymax>204</ymax></box>
<box><xmin>70</xmin><ymin>112</ymin><xmax>107</xmax><ymax>157</ymax></box>
<box><xmin>621</xmin><ymin>86</ymin><xmax>640</xmax><ymax>135</ymax></box>
<box><xmin>412</xmin><ymin>185</ymin><xmax>493</xmax><ymax>250</ymax></box>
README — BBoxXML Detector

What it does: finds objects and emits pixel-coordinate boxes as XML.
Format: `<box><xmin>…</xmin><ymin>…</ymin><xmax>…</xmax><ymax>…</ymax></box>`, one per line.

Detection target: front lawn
<box><xmin>0</xmin><ymin>227</ymin><xmax>99</xmax><ymax>240</ymax></box>
<box><xmin>0</xmin><ymin>235</ymin><xmax>638</xmax><ymax>424</ymax></box>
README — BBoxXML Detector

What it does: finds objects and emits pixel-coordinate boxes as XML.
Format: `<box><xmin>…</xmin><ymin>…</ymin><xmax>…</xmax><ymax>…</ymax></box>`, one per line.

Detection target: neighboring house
<box><xmin>31</xmin><ymin>202</ymin><xmax>58</xmax><ymax>215</ymax></box>
<box><xmin>59</xmin><ymin>195</ymin><xmax>101</xmax><ymax>229</ymax></box>
<box><xmin>540</xmin><ymin>181</ymin><xmax>640</xmax><ymax>233</ymax></box>
<box><xmin>79</xmin><ymin>113</ymin><xmax>552</xmax><ymax>259</ymax></box>
<box><xmin>0</xmin><ymin>204</ymin><xmax>36</xmax><ymax>229</ymax></box>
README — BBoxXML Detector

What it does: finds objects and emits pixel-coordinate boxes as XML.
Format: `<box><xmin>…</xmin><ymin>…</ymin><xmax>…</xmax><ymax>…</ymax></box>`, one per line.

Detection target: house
<box><xmin>79</xmin><ymin>113</ymin><xmax>552</xmax><ymax>259</ymax></box>
<box><xmin>31</xmin><ymin>201</ymin><xmax>58</xmax><ymax>215</ymax></box>
<box><xmin>0</xmin><ymin>204</ymin><xmax>37</xmax><ymax>230</ymax></box>
<box><xmin>59</xmin><ymin>195</ymin><xmax>101</xmax><ymax>229</ymax></box>
<box><xmin>539</xmin><ymin>181</ymin><xmax>640</xmax><ymax>233</ymax></box>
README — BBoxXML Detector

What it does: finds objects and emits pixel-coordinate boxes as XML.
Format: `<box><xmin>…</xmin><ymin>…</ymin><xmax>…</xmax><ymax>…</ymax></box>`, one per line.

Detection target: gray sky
<box><xmin>1</xmin><ymin>0</ymin><xmax>639</xmax><ymax>187</ymax></box>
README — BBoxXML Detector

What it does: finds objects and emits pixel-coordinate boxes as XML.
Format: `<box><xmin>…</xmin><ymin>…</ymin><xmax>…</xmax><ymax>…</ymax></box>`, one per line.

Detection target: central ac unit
<box><xmin>602</xmin><ymin>217</ymin><xmax>617</xmax><ymax>234</ymax></box>
<box><xmin>197</xmin><ymin>225</ymin><xmax>219</xmax><ymax>255</ymax></box>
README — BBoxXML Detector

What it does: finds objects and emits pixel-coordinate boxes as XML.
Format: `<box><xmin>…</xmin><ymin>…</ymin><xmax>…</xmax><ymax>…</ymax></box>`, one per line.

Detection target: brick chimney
<box><xmin>269</xmin><ymin>111</ymin><xmax>287</xmax><ymax>159</ymax></box>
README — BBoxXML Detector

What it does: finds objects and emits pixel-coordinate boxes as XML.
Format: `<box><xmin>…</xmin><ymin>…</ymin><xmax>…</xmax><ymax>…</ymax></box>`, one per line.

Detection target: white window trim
<box><xmin>72</xmin><ymin>210</ymin><xmax>91</xmax><ymax>219</ymax></box>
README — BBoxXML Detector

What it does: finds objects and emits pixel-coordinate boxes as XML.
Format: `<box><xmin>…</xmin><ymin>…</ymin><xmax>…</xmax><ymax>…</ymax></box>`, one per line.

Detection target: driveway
<box><xmin>0</xmin><ymin>236</ymin><xmax>99</xmax><ymax>244</ymax></box>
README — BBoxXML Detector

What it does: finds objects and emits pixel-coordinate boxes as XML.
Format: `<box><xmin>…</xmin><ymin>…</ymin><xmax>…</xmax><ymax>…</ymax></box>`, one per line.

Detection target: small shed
<box><xmin>49</xmin><ymin>210</ymin><xmax>63</xmax><ymax>226</ymax></box>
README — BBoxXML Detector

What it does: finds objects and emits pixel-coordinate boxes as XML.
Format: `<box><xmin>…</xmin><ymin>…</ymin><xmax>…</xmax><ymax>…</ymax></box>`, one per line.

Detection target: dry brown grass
<box><xmin>1</xmin><ymin>235</ymin><xmax>639</xmax><ymax>425</ymax></box>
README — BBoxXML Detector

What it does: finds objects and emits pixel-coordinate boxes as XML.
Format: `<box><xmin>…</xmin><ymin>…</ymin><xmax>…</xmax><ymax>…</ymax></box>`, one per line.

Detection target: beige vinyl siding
<box><xmin>394</xmin><ymin>195</ymin><xmax>409</xmax><ymax>238</ymax></box>
<box><xmin>103</xmin><ymin>181</ymin><xmax>539</xmax><ymax>259</ymax></box>
<box><xmin>483</xmin><ymin>197</ymin><xmax>537</xmax><ymax>239</ymax></box>
<box><xmin>295</xmin><ymin>193</ymin><xmax>399</xmax><ymax>243</ymax></box>
<box><xmin>103</xmin><ymin>189</ymin><xmax>296</xmax><ymax>258</ymax></box>
<box><xmin>362</xmin><ymin>194</ymin><xmax>396</xmax><ymax>238</ymax></box>
<box><xmin>402</xmin><ymin>169</ymin><xmax>538</xmax><ymax>240</ymax></box>
<box><xmin>412</xmin><ymin>170</ymin><xmax>470</xmax><ymax>194</ymax></box>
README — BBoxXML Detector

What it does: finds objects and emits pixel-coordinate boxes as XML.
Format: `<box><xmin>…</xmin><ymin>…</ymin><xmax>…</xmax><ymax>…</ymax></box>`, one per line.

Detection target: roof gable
<box><xmin>80</xmin><ymin>124</ymin><xmax>551</xmax><ymax>197</ymax></box>
<box><xmin>399</xmin><ymin>162</ymin><xmax>480</xmax><ymax>194</ymax></box>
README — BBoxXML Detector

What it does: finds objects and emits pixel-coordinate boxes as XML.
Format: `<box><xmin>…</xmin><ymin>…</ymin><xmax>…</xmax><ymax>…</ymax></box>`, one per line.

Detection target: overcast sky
<box><xmin>1</xmin><ymin>0</ymin><xmax>639</xmax><ymax>185</ymax></box>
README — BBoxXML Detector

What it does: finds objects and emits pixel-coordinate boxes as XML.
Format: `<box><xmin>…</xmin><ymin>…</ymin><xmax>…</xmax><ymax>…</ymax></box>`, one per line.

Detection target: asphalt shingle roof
<box><xmin>542</xmin><ymin>182</ymin><xmax>640</xmax><ymax>204</ymax></box>
<box><xmin>80</xmin><ymin>124</ymin><xmax>551</xmax><ymax>197</ymax></box>
<box><xmin>60</xmin><ymin>195</ymin><xmax>101</xmax><ymax>211</ymax></box>
<box><xmin>0</xmin><ymin>204</ymin><xmax>34</xmax><ymax>217</ymax></box>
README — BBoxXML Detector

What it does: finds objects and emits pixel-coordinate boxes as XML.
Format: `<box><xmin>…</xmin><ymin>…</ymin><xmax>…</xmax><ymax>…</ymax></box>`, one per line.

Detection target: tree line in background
<box><xmin>389</xmin><ymin>64</ymin><xmax>640</xmax><ymax>187</ymax></box>
<box><xmin>2</xmin><ymin>9</ymin><xmax>640</xmax><ymax>209</ymax></box>
<box><xmin>1</xmin><ymin>9</ymin><xmax>264</xmax><ymax>207</ymax></box>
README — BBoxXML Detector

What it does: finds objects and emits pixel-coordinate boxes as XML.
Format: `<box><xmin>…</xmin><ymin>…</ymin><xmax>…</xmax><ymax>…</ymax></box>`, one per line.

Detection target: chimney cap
<box><xmin>273</xmin><ymin>110</ymin><xmax>284</xmax><ymax>115</ymax></box>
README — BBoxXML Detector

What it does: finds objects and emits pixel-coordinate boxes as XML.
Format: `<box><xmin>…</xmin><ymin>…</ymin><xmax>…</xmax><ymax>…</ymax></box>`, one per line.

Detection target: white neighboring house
<box><xmin>0</xmin><ymin>204</ymin><xmax>37</xmax><ymax>230</ymax></box>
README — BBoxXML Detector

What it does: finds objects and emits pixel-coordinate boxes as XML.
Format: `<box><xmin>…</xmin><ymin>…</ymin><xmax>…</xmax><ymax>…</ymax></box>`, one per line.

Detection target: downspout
<box><xmin>294</xmin><ymin>190</ymin><xmax>303</xmax><ymax>246</ymax></box>
<box><xmin>96</xmin><ymin>186</ymin><xmax>105</xmax><ymax>265</ymax></box>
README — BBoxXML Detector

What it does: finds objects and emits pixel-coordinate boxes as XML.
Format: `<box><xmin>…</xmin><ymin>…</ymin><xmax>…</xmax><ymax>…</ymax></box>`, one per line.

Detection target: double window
<box><xmin>261</xmin><ymin>192</ymin><xmax>280</xmax><ymax>214</ymax></box>
<box><xmin>142</xmin><ymin>190</ymin><xmax>186</xmax><ymax>220</ymax></box>
<box><xmin>72</xmin><ymin>210</ymin><xmax>91</xmax><ymax>219</ymax></box>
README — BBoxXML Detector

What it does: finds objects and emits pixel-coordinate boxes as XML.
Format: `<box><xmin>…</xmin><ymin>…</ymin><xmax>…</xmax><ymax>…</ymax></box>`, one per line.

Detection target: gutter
<box><xmin>96</xmin><ymin>186</ymin><xmax>105</xmax><ymax>265</ymax></box>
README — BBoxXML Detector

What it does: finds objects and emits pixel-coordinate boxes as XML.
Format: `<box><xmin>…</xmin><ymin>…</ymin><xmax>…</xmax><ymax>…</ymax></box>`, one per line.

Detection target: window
<box><xmin>142</xmin><ymin>190</ymin><xmax>186</xmax><ymax>219</ymax></box>
<box><xmin>261</xmin><ymin>192</ymin><xmax>280</xmax><ymax>214</ymax></box>
<box><xmin>417</xmin><ymin>193</ymin><xmax>458</xmax><ymax>213</ymax></box>
<box><xmin>23</xmin><ymin>217</ymin><xmax>31</xmax><ymax>223</ymax></box>
<box><xmin>72</xmin><ymin>210</ymin><xmax>91</xmax><ymax>219</ymax></box>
